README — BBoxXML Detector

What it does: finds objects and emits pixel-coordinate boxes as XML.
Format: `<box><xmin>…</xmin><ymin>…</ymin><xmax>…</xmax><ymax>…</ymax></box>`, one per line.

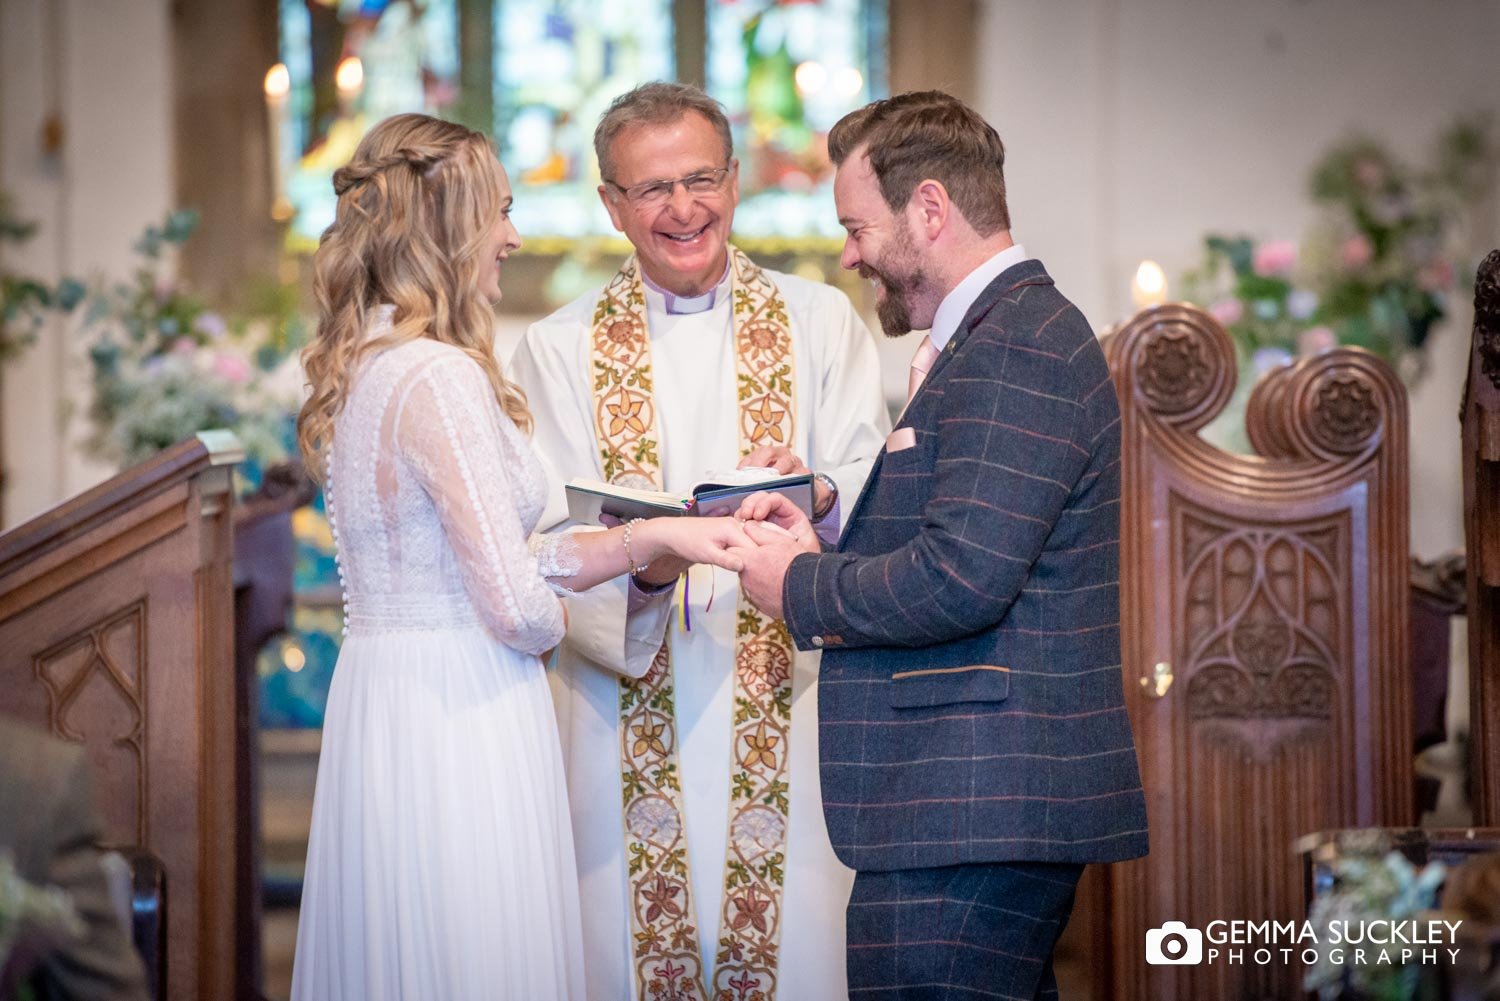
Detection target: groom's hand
<box><xmin>735</xmin><ymin>491</ymin><xmax>817</xmax><ymax>542</ymax></box>
<box><xmin>731</xmin><ymin>492</ymin><xmax>819</xmax><ymax>619</ymax></box>
<box><xmin>738</xmin><ymin>445</ymin><xmax>834</xmax><ymax>516</ymax></box>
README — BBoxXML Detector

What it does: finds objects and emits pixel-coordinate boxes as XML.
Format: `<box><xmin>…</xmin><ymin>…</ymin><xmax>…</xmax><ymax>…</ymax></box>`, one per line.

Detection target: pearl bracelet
<box><xmin>622</xmin><ymin>517</ymin><xmax>649</xmax><ymax>576</ymax></box>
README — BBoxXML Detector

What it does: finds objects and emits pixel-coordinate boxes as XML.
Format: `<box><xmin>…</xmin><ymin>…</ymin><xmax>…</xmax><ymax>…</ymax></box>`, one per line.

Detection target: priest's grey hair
<box><xmin>594</xmin><ymin>82</ymin><xmax>734</xmax><ymax>183</ymax></box>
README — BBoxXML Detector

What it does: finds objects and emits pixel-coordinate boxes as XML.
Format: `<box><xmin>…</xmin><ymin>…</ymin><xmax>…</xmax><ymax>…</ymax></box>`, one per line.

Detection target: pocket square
<box><xmin>885</xmin><ymin>427</ymin><xmax>916</xmax><ymax>453</ymax></box>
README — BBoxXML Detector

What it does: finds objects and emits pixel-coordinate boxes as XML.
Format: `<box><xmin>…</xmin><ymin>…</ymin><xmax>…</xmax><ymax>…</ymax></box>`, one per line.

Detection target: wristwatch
<box><xmin>811</xmin><ymin>471</ymin><xmax>839</xmax><ymax>521</ymax></box>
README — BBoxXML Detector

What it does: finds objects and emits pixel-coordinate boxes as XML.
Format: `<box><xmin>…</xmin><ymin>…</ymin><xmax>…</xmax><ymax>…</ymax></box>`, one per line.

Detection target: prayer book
<box><xmin>565</xmin><ymin>469</ymin><xmax>815</xmax><ymax>524</ymax></box>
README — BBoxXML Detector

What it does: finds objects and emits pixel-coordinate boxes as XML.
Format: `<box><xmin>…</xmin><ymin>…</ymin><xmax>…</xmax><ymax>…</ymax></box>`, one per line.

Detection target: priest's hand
<box><xmin>730</xmin><ymin>492</ymin><xmax>820</xmax><ymax>619</ymax></box>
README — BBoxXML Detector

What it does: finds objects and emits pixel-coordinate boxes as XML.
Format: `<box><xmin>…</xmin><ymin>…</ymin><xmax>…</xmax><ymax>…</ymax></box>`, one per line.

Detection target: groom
<box><xmin>733</xmin><ymin>91</ymin><xmax>1149</xmax><ymax>999</ymax></box>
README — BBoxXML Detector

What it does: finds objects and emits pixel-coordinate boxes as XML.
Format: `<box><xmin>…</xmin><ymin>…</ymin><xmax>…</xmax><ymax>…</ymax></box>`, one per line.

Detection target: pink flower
<box><xmin>1297</xmin><ymin>326</ymin><xmax>1337</xmax><ymax>356</ymax></box>
<box><xmin>1418</xmin><ymin>259</ymin><xmax>1454</xmax><ymax>292</ymax></box>
<box><xmin>1208</xmin><ymin>299</ymin><xmax>1244</xmax><ymax>326</ymax></box>
<box><xmin>1354</xmin><ymin>158</ymin><xmax>1385</xmax><ymax>190</ymax></box>
<box><xmin>213</xmin><ymin>352</ymin><xmax>253</xmax><ymax>385</ymax></box>
<box><xmin>171</xmin><ymin>336</ymin><xmax>198</xmax><ymax>356</ymax></box>
<box><xmin>1340</xmin><ymin>235</ymin><xmax>1373</xmax><ymax>269</ymax></box>
<box><xmin>1252</xmin><ymin>240</ymin><xmax>1297</xmax><ymax>278</ymax></box>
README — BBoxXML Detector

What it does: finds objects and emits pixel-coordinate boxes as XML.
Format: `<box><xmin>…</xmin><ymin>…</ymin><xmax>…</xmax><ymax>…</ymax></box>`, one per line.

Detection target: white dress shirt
<box><xmin>928</xmin><ymin>242</ymin><xmax>1031</xmax><ymax>351</ymax></box>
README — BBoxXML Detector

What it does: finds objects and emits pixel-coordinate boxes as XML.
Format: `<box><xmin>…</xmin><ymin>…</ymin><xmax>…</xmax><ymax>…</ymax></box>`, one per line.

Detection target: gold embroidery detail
<box><xmin>592</xmin><ymin>249</ymin><xmax>796</xmax><ymax>1001</ymax></box>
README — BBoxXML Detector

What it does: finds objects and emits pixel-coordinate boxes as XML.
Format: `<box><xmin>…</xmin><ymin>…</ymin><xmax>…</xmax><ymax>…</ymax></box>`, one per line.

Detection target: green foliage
<box><xmin>56</xmin><ymin>211</ymin><xmax>306</xmax><ymax>469</ymax></box>
<box><xmin>1304</xmin><ymin>846</ymin><xmax>1447</xmax><ymax>1001</ymax></box>
<box><xmin>0</xmin><ymin>193</ymin><xmax>47</xmax><ymax>362</ymax></box>
<box><xmin>1182</xmin><ymin>116</ymin><xmax>1495</xmax><ymax>382</ymax></box>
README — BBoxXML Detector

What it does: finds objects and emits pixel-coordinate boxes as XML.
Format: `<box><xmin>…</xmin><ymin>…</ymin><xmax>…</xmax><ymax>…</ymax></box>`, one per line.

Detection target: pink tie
<box><xmin>907</xmin><ymin>335</ymin><xmax>941</xmax><ymax>403</ymax></box>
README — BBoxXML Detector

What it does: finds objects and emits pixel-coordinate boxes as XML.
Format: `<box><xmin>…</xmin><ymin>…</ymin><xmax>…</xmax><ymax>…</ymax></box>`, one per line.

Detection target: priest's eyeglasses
<box><xmin>606</xmin><ymin>166</ymin><xmax>732</xmax><ymax>207</ymax></box>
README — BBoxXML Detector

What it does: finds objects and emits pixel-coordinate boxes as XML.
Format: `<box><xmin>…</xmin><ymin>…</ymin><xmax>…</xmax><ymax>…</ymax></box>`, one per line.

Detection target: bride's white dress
<box><xmin>290</xmin><ymin>316</ymin><xmax>586</xmax><ymax>1001</ymax></box>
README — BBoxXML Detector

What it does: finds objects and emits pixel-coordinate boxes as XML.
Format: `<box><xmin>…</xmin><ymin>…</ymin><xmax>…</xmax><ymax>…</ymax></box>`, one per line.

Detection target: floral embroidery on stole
<box><xmin>589</xmin><ymin>248</ymin><xmax>796</xmax><ymax>1001</ymax></box>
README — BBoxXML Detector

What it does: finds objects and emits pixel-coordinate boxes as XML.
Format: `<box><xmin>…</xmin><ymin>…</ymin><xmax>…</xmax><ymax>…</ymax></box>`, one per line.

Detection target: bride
<box><xmin>289</xmin><ymin>113</ymin><xmax>752</xmax><ymax>1000</ymax></box>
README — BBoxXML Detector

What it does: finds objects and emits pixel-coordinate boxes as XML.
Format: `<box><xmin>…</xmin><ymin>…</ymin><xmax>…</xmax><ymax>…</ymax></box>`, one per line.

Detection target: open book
<box><xmin>565</xmin><ymin>469</ymin><xmax>815</xmax><ymax>524</ymax></box>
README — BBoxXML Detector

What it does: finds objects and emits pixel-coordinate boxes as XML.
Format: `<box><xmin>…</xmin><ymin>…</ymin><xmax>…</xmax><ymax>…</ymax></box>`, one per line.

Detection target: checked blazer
<box><xmin>781</xmin><ymin>258</ymin><xmax>1149</xmax><ymax>873</ymax></box>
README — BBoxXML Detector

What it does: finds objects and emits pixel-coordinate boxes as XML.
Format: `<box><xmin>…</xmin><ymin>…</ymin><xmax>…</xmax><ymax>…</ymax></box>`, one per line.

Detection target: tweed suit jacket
<box><xmin>782</xmin><ymin>259</ymin><xmax>1149</xmax><ymax>873</ymax></box>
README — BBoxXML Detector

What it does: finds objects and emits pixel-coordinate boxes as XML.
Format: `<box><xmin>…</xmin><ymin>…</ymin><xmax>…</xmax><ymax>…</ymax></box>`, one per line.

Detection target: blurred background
<box><xmin>2</xmin><ymin>1</ymin><xmax>1498</xmax><ymax>998</ymax></box>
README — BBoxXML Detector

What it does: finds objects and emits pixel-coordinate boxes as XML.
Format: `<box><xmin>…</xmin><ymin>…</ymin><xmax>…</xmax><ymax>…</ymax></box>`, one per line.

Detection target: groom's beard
<box><xmin>860</xmin><ymin>225</ymin><xmax>926</xmax><ymax>338</ymax></box>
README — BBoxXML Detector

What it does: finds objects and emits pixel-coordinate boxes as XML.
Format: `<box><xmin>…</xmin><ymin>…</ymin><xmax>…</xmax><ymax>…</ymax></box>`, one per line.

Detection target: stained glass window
<box><xmin>707</xmin><ymin>0</ymin><xmax>886</xmax><ymax>240</ymax></box>
<box><xmin>266</xmin><ymin>0</ymin><xmax>886</xmax><ymax>728</ymax></box>
<box><xmin>278</xmin><ymin>0</ymin><xmax>463</xmax><ymax>250</ymax></box>
<box><xmin>275</xmin><ymin>1</ymin><xmax>883</xmax><ymax>250</ymax></box>
<box><xmin>495</xmin><ymin>1</ymin><xmax>675</xmax><ymax>240</ymax></box>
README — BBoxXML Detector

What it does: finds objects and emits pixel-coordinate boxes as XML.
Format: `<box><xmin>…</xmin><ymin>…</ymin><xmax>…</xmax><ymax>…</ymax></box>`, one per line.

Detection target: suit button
<box><xmin>811</xmin><ymin>636</ymin><xmax>825</xmax><ymax>648</ymax></box>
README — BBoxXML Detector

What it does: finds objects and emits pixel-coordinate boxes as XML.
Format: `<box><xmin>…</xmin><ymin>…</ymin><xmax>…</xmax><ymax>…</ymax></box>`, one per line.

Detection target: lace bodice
<box><xmin>327</xmin><ymin>317</ymin><xmax>578</xmax><ymax>655</ymax></box>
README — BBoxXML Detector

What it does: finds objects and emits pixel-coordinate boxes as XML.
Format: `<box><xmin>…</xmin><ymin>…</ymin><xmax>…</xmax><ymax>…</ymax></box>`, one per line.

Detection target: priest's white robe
<box><xmin>509</xmin><ymin>262</ymin><xmax>889</xmax><ymax>1001</ymax></box>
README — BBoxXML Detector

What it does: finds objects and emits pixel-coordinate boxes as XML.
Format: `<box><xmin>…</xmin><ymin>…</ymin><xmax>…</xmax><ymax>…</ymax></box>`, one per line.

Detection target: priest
<box><xmin>509</xmin><ymin>82</ymin><xmax>889</xmax><ymax>1001</ymax></box>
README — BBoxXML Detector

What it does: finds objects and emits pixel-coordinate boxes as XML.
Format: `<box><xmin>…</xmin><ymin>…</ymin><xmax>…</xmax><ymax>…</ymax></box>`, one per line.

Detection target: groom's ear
<box><xmin>909</xmin><ymin>178</ymin><xmax>951</xmax><ymax>244</ymax></box>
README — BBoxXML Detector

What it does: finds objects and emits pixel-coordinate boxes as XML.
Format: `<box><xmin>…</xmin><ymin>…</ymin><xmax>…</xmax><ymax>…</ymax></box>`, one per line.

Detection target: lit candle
<box><xmin>336</xmin><ymin>56</ymin><xmax>364</xmax><ymax>107</ymax></box>
<box><xmin>263</xmin><ymin>63</ymin><xmax>291</xmax><ymax>221</ymax></box>
<box><xmin>1131</xmin><ymin>259</ymin><xmax>1168</xmax><ymax>310</ymax></box>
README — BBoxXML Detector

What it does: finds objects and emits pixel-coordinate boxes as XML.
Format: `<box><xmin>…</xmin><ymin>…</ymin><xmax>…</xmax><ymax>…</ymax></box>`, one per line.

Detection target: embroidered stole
<box><xmin>589</xmin><ymin>248</ymin><xmax>796</xmax><ymax>1001</ymax></box>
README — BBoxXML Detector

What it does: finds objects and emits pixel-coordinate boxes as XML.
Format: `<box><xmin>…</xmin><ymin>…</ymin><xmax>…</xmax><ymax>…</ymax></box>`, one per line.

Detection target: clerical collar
<box><xmin>641</xmin><ymin>260</ymin><xmax>732</xmax><ymax>315</ymax></box>
<box><xmin>929</xmin><ymin>243</ymin><xmax>1031</xmax><ymax>351</ymax></box>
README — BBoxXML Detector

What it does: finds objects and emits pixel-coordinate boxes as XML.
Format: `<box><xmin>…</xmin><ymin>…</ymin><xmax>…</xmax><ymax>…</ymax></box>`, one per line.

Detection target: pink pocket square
<box><xmin>885</xmin><ymin>427</ymin><xmax>916</xmax><ymax>453</ymax></box>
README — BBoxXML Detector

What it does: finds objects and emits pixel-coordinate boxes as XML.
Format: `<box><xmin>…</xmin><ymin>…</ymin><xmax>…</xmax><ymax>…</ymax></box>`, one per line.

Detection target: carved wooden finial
<box><xmin>1475</xmin><ymin>249</ymin><xmax>1500</xmax><ymax>390</ymax></box>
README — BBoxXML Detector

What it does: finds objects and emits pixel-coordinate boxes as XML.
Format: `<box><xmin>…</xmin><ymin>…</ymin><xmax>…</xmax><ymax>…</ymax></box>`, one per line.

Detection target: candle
<box><xmin>336</xmin><ymin>56</ymin><xmax>364</xmax><ymax>105</ymax></box>
<box><xmin>1131</xmin><ymin>259</ymin><xmax>1168</xmax><ymax>310</ymax></box>
<box><xmin>263</xmin><ymin>63</ymin><xmax>291</xmax><ymax>221</ymax></box>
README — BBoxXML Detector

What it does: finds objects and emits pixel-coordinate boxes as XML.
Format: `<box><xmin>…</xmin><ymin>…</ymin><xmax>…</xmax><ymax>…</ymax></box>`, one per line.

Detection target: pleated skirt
<box><xmin>290</xmin><ymin>626</ymin><xmax>586</xmax><ymax>1001</ymax></box>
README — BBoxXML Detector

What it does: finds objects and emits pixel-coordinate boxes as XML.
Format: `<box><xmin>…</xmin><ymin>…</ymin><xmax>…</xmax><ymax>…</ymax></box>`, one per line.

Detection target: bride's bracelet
<box><xmin>622</xmin><ymin>518</ymin><xmax>649</xmax><ymax>576</ymax></box>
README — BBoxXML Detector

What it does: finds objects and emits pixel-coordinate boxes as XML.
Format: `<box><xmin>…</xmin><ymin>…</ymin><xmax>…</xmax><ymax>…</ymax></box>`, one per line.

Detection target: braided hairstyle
<box><xmin>297</xmin><ymin>113</ymin><xmax>531</xmax><ymax>482</ymax></box>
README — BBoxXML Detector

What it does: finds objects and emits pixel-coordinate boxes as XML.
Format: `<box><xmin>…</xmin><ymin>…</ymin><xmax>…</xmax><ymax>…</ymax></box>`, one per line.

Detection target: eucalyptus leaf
<box><xmin>55</xmin><ymin>278</ymin><xmax>87</xmax><ymax>311</ymax></box>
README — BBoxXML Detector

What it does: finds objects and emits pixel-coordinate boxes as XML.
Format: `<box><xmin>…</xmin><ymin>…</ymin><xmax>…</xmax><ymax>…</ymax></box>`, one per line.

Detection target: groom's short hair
<box><xmin>828</xmin><ymin>91</ymin><xmax>1010</xmax><ymax>236</ymax></box>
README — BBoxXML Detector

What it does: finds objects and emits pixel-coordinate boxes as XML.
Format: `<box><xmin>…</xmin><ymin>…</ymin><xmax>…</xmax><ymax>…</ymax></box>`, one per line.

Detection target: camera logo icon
<box><xmin>1146</xmin><ymin>921</ymin><xmax>1203</xmax><ymax>965</ymax></box>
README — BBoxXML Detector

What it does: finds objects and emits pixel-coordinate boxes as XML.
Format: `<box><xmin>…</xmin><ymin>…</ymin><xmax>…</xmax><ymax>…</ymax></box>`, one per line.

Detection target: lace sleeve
<box><xmin>529</xmin><ymin>532</ymin><xmax>582</xmax><ymax>595</ymax></box>
<box><xmin>394</xmin><ymin>353</ymin><xmax>566</xmax><ymax>655</ymax></box>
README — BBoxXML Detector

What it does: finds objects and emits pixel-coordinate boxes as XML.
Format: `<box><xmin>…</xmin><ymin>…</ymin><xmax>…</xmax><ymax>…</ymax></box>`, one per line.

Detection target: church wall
<box><xmin>975</xmin><ymin>0</ymin><xmax>1500</xmax><ymax>558</ymax></box>
<box><xmin>0</xmin><ymin>0</ymin><xmax>174</xmax><ymax>527</ymax></box>
<box><xmin>1</xmin><ymin>0</ymin><xmax>1496</xmax><ymax>560</ymax></box>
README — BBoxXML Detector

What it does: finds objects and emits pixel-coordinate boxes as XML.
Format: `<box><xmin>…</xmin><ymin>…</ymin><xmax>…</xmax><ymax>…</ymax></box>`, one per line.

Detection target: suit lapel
<box><xmin>917</xmin><ymin>259</ymin><xmax>1054</xmax><ymax>392</ymax></box>
<box><xmin>837</xmin><ymin>260</ymin><xmax>1056</xmax><ymax>552</ymax></box>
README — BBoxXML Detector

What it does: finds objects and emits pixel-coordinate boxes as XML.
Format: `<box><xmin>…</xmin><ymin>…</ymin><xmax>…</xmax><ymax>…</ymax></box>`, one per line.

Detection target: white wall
<box><xmin>976</xmin><ymin>0</ymin><xmax>1500</xmax><ymax>558</ymax></box>
<box><xmin>0</xmin><ymin>0</ymin><xmax>174</xmax><ymax>527</ymax></box>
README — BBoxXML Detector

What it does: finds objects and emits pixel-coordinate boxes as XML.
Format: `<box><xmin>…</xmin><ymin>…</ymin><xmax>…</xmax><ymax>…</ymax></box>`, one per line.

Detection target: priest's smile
<box><xmin>599</xmin><ymin>107</ymin><xmax>740</xmax><ymax>298</ymax></box>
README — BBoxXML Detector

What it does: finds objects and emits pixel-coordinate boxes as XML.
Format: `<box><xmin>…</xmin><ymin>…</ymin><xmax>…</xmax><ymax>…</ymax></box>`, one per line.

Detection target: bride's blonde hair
<box><xmin>297</xmin><ymin>113</ymin><xmax>530</xmax><ymax>481</ymax></box>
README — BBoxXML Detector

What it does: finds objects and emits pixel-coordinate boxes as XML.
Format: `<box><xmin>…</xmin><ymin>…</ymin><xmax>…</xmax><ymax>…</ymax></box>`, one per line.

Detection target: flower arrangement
<box><xmin>0</xmin><ymin>850</ymin><xmax>83</xmax><ymax>1000</ymax></box>
<box><xmin>1303</xmin><ymin>841</ymin><xmax>1447</xmax><ymax>1001</ymax></box>
<box><xmin>1183</xmin><ymin>117</ymin><xmax>1494</xmax><ymax>382</ymax></box>
<box><xmin>0</xmin><ymin>192</ymin><xmax>74</xmax><ymax>364</ymax></box>
<box><xmin>61</xmin><ymin>210</ymin><xmax>306</xmax><ymax>470</ymax></box>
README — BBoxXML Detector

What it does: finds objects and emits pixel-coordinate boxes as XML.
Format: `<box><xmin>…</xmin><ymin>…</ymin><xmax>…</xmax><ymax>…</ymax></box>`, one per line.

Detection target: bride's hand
<box><xmin>637</xmin><ymin>516</ymin><xmax>755</xmax><ymax>574</ymax></box>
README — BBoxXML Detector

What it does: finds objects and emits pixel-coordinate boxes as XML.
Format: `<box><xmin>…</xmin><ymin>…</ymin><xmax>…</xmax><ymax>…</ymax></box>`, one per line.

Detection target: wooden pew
<box><xmin>1463</xmin><ymin>249</ymin><xmax>1500</xmax><ymax>827</ymax></box>
<box><xmin>0</xmin><ymin>431</ymin><xmax>247</xmax><ymax>1001</ymax></box>
<box><xmin>1098</xmin><ymin>305</ymin><xmax>1412</xmax><ymax>1000</ymax></box>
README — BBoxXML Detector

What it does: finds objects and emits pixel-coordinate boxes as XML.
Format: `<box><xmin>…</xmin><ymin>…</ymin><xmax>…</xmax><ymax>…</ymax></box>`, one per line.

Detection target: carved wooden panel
<box><xmin>1465</xmin><ymin>249</ymin><xmax>1500</xmax><ymax>824</ymax></box>
<box><xmin>1100</xmin><ymin>305</ymin><xmax>1411</xmax><ymax>1001</ymax></box>
<box><xmin>0</xmin><ymin>434</ymin><xmax>246</xmax><ymax>1001</ymax></box>
<box><xmin>33</xmin><ymin>601</ymin><xmax>149</xmax><ymax>844</ymax></box>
